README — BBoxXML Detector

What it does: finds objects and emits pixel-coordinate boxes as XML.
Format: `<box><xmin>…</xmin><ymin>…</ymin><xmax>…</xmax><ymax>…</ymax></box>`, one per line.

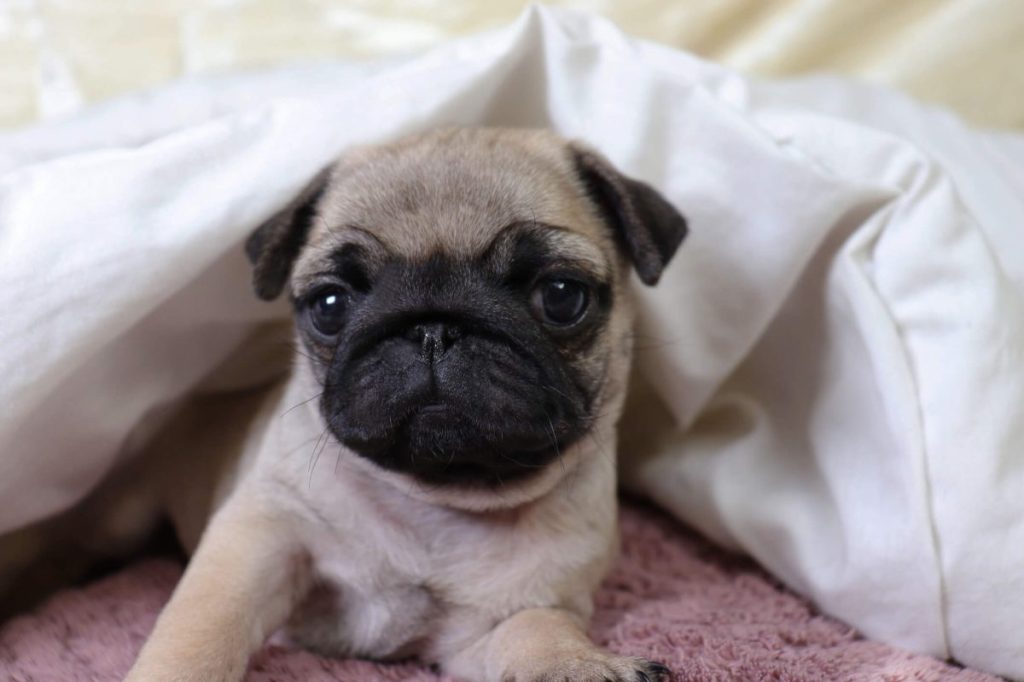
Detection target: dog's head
<box><xmin>246</xmin><ymin>128</ymin><xmax>686</xmax><ymax>493</ymax></box>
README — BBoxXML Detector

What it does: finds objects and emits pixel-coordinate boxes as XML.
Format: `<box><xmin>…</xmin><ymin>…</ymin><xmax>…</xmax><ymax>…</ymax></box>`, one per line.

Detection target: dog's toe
<box><xmin>644</xmin><ymin>661</ymin><xmax>672</xmax><ymax>680</ymax></box>
<box><xmin>631</xmin><ymin>658</ymin><xmax>672</xmax><ymax>682</ymax></box>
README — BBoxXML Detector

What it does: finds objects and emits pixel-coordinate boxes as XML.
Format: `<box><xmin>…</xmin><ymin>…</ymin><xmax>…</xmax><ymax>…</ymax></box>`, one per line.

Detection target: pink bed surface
<box><xmin>0</xmin><ymin>501</ymin><xmax>995</xmax><ymax>681</ymax></box>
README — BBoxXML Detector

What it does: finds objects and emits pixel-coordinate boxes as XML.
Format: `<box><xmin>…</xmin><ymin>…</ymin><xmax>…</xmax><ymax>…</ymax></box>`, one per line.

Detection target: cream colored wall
<box><xmin>1</xmin><ymin>0</ymin><xmax>1022</xmax><ymax>131</ymax></box>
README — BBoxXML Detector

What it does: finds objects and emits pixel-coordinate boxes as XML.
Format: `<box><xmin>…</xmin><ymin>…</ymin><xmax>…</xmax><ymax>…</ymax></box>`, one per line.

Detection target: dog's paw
<box><xmin>505</xmin><ymin>654</ymin><xmax>671</xmax><ymax>682</ymax></box>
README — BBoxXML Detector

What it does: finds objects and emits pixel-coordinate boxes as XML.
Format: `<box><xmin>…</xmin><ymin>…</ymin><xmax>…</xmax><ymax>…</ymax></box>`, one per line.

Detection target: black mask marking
<box><xmin>300</xmin><ymin>246</ymin><xmax>610</xmax><ymax>487</ymax></box>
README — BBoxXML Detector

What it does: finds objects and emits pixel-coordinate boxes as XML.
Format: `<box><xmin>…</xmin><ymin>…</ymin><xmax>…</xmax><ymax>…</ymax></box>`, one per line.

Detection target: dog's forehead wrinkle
<box><xmin>314</xmin><ymin>134</ymin><xmax>596</xmax><ymax>261</ymax></box>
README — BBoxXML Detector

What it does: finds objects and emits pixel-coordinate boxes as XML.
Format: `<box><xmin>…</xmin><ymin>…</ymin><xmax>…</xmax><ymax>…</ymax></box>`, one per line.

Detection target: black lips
<box><xmin>314</xmin><ymin>255</ymin><xmax>597</xmax><ymax>487</ymax></box>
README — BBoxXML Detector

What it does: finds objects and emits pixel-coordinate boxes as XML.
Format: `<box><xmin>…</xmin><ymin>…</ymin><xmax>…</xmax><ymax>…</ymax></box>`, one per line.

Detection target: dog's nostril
<box><xmin>410</xmin><ymin>322</ymin><xmax>460</xmax><ymax>361</ymax></box>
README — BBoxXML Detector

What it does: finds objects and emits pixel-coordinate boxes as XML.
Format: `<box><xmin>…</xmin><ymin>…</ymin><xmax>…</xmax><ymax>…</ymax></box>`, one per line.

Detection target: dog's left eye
<box><xmin>532</xmin><ymin>278</ymin><xmax>590</xmax><ymax>327</ymax></box>
<box><xmin>308</xmin><ymin>287</ymin><xmax>348</xmax><ymax>337</ymax></box>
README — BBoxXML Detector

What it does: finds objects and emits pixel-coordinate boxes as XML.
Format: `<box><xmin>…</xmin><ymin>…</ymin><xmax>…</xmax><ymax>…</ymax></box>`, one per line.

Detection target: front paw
<box><xmin>505</xmin><ymin>654</ymin><xmax>671</xmax><ymax>682</ymax></box>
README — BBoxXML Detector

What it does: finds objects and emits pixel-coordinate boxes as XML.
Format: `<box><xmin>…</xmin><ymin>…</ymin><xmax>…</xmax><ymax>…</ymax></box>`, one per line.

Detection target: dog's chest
<box><xmin>286</xmin><ymin>551</ymin><xmax>438</xmax><ymax>660</ymax></box>
<box><xmin>284</xmin><ymin>501</ymin><xmax>448</xmax><ymax>659</ymax></box>
<box><xmin>284</xmin><ymin>488</ymin><xmax>600</xmax><ymax>663</ymax></box>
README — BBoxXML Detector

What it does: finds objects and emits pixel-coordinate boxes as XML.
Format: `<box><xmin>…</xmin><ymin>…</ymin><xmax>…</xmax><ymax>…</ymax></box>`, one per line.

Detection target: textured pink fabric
<box><xmin>0</xmin><ymin>501</ymin><xmax>995</xmax><ymax>681</ymax></box>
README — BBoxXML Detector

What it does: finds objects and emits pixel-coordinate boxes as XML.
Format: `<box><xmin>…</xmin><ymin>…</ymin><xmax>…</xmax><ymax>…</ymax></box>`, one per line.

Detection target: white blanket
<box><xmin>2</xmin><ymin>7</ymin><xmax>1023</xmax><ymax>678</ymax></box>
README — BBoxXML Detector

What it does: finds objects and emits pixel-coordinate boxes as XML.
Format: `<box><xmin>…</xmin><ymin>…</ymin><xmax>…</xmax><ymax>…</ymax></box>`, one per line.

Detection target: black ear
<box><xmin>245</xmin><ymin>167</ymin><xmax>331</xmax><ymax>300</ymax></box>
<box><xmin>570</xmin><ymin>145</ymin><xmax>688</xmax><ymax>286</ymax></box>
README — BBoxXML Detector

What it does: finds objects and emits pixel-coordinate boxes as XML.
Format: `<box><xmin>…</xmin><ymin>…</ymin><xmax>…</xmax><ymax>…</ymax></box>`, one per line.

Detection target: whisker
<box><xmin>540</xmin><ymin>384</ymin><xmax>574</xmax><ymax>402</ymax></box>
<box><xmin>282</xmin><ymin>433</ymin><xmax>327</xmax><ymax>458</ymax></box>
<box><xmin>279</xmin><ymin>391</ymin><xmax>324</xmax><ymax>419</ymax></box>
<box><xmin>495</xmin><ymin>449</ymin><xmax>547</xmax><ymax>470</ymax></box>
<box><xmin>307</xmin><ymin>426</ymin><xmax>330</xmax><ymax>489</ymax></box>
<box><xmin>586</xmin><ymin>427</ymin><xmax>617</xmax><ymax>472</ymax></box>
<box><xmin>275</xmin><ymin>339</ymin><xmax>326</xmax><ymax>366</ymax></box>
<box><xmin>622</xmin><ymin>331</ymin><xmax>684</xmax><ymax>352</ymax></box>
<box><xmin>543</xmin><ymin>412</ymin><xmax>568</xmax><ymax>481</ymax></box>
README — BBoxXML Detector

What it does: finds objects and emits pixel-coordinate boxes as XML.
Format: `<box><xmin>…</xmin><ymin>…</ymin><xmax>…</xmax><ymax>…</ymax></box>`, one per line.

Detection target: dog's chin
<box><xmin>341</xmin><ymin>433</ymin><xmax>585</xmax><ymax>513</ymax></box>
<box><xmin>367</xmin><ymin>444</ymin><xmax>557</xmax><ymax>489</ymax></box>
<box><xmin>331</xmin><ymin>406</ymin><xmax>569</xmax><ymax>490</ymax></box>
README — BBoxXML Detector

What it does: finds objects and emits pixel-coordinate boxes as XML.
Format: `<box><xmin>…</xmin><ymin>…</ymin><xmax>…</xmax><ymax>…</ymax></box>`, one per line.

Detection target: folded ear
<box><xmin>570</xmin><ymin>144</ymin><xmax>688</xmax><ymax>286</ymax></box>
<box><xmin>245</xmin><ymin>167</ymin><xmax>331</xmax><ymax>300</ymax></box>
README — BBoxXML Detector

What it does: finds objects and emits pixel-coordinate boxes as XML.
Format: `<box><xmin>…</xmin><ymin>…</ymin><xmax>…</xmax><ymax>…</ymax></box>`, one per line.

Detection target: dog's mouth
<box><xmin>328</xmin><ymin>400</ymin><xmax>576</xmax><ymax>487</ymax></box>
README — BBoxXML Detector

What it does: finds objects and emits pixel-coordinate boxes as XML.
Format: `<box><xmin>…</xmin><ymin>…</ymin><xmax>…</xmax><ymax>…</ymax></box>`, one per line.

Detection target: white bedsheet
<box><xmin>2</xmin><ymin>7</ymin><xmax>1022</xmax><ymax>678</ymax></box>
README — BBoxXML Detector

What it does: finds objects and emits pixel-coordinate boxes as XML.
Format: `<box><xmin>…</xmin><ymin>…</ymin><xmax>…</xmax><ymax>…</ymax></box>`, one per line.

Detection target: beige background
<box><xmin>1</xmin><ymin>0</ymin><xmax>1022</xmax><ymax>132</ymax></box>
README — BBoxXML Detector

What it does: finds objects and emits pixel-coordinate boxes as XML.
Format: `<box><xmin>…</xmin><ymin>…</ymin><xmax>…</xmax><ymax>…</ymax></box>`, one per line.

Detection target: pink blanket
<box><xmin>0</xmin><ymin>502</ymin><xmax>994</xmax><ymax>681</ymax></box>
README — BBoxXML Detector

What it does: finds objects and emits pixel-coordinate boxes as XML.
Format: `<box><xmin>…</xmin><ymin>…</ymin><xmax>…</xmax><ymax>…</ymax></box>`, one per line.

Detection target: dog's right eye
<box><xmin>308</xmin><ymin>287</ymin><xmax>348</xmax><ymax>337</ymax></box>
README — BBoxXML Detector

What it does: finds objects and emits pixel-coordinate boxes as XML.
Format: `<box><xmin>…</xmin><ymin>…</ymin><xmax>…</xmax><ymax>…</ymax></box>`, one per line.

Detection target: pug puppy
<box><xmin>109</xmin><ymin>127</ymin><xmax>685</xmax><ymax>681</ymax></box>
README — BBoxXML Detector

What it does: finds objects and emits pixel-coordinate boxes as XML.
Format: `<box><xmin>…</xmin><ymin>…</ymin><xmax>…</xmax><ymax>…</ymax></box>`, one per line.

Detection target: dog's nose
<box><xmin>408</xmin><ymin>322</ymin><xmax>461</xmax><ymax>362</ymax></box>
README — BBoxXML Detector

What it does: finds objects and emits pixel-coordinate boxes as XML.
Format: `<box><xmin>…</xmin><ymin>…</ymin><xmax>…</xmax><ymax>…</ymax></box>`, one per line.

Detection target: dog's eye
<box><xmin>533</xmin><ymin>279</ymin><xmax>590</xmax><ymax>327</ymax></box>
<box><xmin>308</xmin><ymin>287</ymin><xmax>348</xmax><ymax>337</ymax></box>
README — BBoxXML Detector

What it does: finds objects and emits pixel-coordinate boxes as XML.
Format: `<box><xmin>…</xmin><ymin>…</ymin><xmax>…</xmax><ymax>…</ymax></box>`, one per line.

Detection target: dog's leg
<box><xmin>126</xmin><ymin>493</ymin><xmax>309</xmax><ymax>682</ymax></box>
<box><xmin>446</xmin><ymin>607</ymin><xmax>670</xmax><ymax>682</ymax></box>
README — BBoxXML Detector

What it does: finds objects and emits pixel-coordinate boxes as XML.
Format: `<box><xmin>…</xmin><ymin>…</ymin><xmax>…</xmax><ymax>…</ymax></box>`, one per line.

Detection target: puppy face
<box><xmin>246</xmin><ymin>128</ymin><xmax>686</xmax><ymax>489</ymax></box>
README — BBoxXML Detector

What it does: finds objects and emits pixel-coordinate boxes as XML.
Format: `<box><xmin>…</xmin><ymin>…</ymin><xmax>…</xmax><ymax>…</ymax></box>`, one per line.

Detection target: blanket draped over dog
<box><xmin>2</xmin><ymin>7</ymin><xmax>1023</xmax><ymax>679</ymax></box>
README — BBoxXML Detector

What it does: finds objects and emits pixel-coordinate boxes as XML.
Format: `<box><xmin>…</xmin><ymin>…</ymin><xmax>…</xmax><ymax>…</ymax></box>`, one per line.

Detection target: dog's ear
<box><xmin>245</xmin><ymin>167</ymin><xmax>331</xmax><ymax>300</ymax></box>
<box><xmin>570</xmin><ymin>144</ymin><xmax>687</xmax><ymax>286</ymax></box>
